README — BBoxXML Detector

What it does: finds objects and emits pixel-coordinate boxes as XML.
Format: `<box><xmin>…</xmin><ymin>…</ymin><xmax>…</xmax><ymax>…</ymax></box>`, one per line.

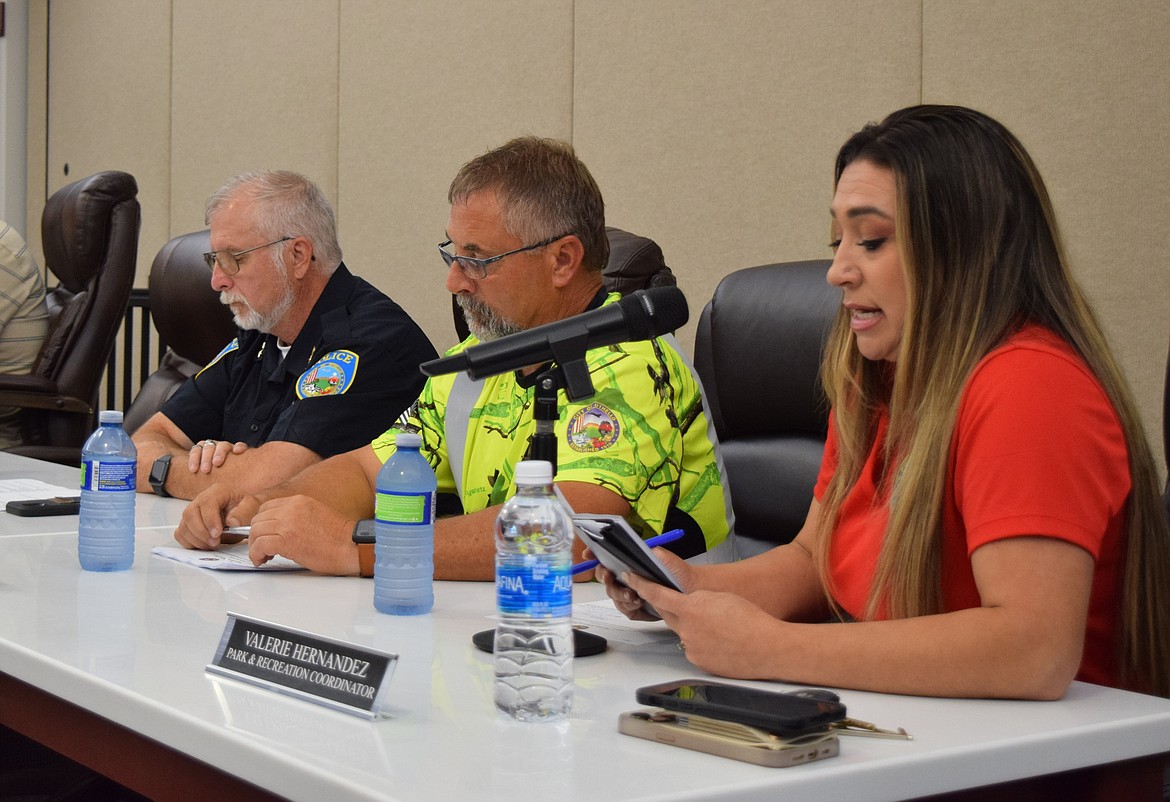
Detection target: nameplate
<box><xmin>206</xmin><ymin>612</ymin><xmax>398</xmax><ymax>720</ymax></box>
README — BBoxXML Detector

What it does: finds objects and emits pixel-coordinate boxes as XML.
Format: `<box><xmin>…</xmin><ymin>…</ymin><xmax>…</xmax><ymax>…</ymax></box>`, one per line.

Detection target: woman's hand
<box><xmin>591</xmin><ymin>547</ymin><xmax>696</xmax><ymax>622</ymax></box>
<box><xmin>621</xmin><ymin>571</ymin><xmax>784</xmax><ymax>678</ymax></box>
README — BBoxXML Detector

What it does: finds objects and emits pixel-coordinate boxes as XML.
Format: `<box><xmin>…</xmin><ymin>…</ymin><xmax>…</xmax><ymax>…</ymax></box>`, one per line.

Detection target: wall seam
<box><xmin>919</xmin><ymin>0</ymin><xmax>925</xmax><ymax>103</ymax></box>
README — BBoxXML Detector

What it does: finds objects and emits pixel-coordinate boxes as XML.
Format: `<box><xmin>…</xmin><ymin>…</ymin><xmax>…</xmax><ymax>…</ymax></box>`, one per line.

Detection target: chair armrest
<box><xmin>0</xmin><ymin>375</ymin><xmax>94</xmax><ymax>414</ymax></box>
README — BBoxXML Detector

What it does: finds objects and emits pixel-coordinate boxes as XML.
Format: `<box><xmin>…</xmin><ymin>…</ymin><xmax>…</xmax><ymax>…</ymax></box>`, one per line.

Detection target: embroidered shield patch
<box><xmin>566</xmin><ymin>402</ymin><xmax>621</xmax><ymax>453</ymax></box>
<box><xmin>297</xmin><ymin>350</ymin><xmax>359</xmax><ymax>399</ymax></box>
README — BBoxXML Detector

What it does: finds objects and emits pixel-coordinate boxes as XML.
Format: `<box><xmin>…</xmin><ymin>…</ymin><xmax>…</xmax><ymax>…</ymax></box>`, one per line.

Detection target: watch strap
<box><xmin>352</xmin><ymin>519</ymin><xmax>376</xmax><ymax>578</ymax></box>
<box><xmin>357</xmin><ymin>543</ymin><xmax>375</xmax><ymax>578</ymax></box>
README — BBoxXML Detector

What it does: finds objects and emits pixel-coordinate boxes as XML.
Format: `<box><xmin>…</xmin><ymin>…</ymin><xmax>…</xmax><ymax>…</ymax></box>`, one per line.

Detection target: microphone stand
<box><xmin>528</xmin><ymin>356</ymin><xmax>595</xmax><ymax>467</ymax></box>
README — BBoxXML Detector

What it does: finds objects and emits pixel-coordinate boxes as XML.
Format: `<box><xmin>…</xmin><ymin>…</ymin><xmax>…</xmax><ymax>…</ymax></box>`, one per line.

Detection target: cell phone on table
<box><xmin>635</xmin><ymin>678</ymin><xmax>847</xmax><ymax>736</ymax></box>
<box><xmin>6</xmin><ymin>496</ymin><xmax>81</xmax><ymax>516</ymax></box>
<box><xmin>618</xmin><ymin>709</ymin><xmax>839</xmax><ymax>768</ymax></box>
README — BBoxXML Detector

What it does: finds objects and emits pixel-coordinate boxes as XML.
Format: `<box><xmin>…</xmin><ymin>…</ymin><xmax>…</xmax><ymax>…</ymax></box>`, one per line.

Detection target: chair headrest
<box><xmin>41</xmin><ymin>171</ymin><xmax>139</xmax><ymax>292</ymax></box>
<box><xmin>602</xmin><ymin>227</ymin><xmax>676</xmax><ymax>293</ymax></box>
<box><xmin>149</xmin><ymin>230</ymin><xmax>238</xmax><ymax>365</ymax></box>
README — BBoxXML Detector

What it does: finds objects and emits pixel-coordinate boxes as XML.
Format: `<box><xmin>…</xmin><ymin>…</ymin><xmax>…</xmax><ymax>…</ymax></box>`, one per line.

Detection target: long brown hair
<box><xmin>815</xmin><ymin>105</ymin><xmax>1170</xmax><ymax>696</ymax></box>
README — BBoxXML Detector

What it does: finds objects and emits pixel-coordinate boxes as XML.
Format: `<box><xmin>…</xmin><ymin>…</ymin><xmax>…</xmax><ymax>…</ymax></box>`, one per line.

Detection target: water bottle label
<box><xmin>375</xmin><ymin>490</ymin><xmax>434</xmax><ymax>525</ymax></box>
<box><xmin>81</xmin><ymin>459</ymin><xmax>136</xmax><ymax>492</ymax></box>
<box><xmin>496</xmin><ymin>560</ymin><xmax>572</xmax><ymax>616</ymax></box>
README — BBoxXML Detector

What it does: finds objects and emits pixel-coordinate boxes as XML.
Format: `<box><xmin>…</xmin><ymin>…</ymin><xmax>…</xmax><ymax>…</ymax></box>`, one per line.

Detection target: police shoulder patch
<box><xmin>297</xmin><ymin>349</ymin><xmax>359</xmax><ymax>399</ymax></box>
<box><xmin>566</xmin><ymin>402</ymin><xmax>621</xmax><ymax>453</ymax></box>
<box><xmin>194</xmin><ymin>338</ymin><xmax>240</xmax><ymax>379</ymax></box>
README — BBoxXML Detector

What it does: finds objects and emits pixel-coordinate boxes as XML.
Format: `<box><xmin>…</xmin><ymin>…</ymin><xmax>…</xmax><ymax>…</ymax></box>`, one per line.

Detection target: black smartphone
<box><xmin>635</xmin><ymin>679</ymin><xmax>847</xmax><ymax>736</ymax></box>
<box><xmin>573</xmin><ymin>514</ymin><xmax>682</xmax><ymax>590</ymax></box>
<box><xmin>6</xmin><ymin>496</ymin><xmax>82</xmax><ymax>517</ymax></box>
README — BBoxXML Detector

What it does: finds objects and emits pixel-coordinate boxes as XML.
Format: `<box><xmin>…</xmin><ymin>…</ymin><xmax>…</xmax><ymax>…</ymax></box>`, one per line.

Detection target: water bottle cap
<box><xmin>99</xmin><ymin>410</ymin><xmax>124</xmax><ymax>424</ymax></box>
<box><xmin>514</xmin><ymin>460</ymin><xmax>553</xmax><ymax>485</ymax></box>
<box><xmin>394</xmin><ymin>432</ymin><xmax>423</xmax><ymax>448</ymax></box>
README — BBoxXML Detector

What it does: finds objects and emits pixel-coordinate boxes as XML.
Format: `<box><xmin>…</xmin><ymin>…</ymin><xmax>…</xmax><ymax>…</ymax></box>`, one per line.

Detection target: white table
<box><xmin>0</xmin><ymin>450</ymin><xmax>183</xmax><ymax>537</ymax></box>
<box><xmin>1</xmin><ymin>514</ymin><xmax>1168</xmax><ymax>801</ymax></box>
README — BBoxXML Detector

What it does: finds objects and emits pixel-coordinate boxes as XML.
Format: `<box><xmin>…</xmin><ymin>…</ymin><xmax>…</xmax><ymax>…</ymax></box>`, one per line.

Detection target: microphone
<box><xmin>421</xmin><ymin>286</ymin><xmax>689</xmax><ymax>380</ymax></box>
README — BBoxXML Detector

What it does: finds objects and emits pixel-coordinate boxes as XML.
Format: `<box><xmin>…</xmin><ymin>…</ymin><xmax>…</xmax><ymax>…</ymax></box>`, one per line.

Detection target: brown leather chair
<box><xmin>0</xmin><ymin>171</ymin><xmax>140</xmax><ymax>466</ymax></box>
<box><xmin>451</xmin><ymin>226</ymin><xmax>677</xmax><ymax>341</ymax></box>
<box><xmin>123</xmin><ymin>230</ymin><xmax>237</xmax><ymax>434</ymax></box>
<box><xmin>694</xmin><ymin>260</ymin><xmax>839</xmax><ymax>557</ymax></box>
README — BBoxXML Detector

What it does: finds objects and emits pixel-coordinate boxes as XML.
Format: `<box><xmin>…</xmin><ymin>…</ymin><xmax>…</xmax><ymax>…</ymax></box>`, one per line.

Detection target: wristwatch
<box><xmin>149</xmin><ymin>454</ymin><xmax>173</xmax><ymax>497</ymax></box>
<box><xmin>353</xmin><ymin>519</ymin><xmax>376</xmax><ymax>577</ymax></box>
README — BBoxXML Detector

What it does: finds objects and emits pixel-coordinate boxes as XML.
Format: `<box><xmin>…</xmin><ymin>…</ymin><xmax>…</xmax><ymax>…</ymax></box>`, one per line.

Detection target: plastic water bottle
<box><xmin>373</xmin><ymin>432</ymin><xmax>436</xmax><ymax>615</ymax></box>
<box><xmin>493</xmin><ymin>460</ymin><xmax>574</xmax><ymax>721</ymax></box>
<box><xmin>78</xmin><ymin>410</ymin><xmax>137</xmax><ymax>571</ymax></box>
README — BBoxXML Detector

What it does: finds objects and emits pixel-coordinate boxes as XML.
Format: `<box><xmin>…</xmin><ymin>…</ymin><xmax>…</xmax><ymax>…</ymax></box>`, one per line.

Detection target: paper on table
<box><xmin>572</xmin><ymin>599</ymin><xmax>678</xmax><ymax>646</ymax></box>
<box><xmin>152</xmin><ymin>543</ymin><xmax>305</xmax><ymax>572</ymax></box>
<box><xmin>0</xmin><ymin>478</ymin><xmax>78</xmax><ymax>507</ymax></box>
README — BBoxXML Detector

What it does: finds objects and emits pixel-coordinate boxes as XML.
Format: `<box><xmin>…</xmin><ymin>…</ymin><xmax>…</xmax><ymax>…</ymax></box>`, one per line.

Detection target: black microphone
<box><xmin>420</xmin><ymin>286</ymin><xmax>689</xmax><ymax>379</ymax></box>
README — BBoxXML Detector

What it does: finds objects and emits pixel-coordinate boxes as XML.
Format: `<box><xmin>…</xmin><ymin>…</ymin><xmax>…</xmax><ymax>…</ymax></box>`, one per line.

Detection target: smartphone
<box><xmin>635</xmin><ymin>679</ymin><xmax>847</xmax><ymax>736</ymax></box>
<box><xmin>618</xmin><ymin>709</ymin><xmax>839</xmax><ymax>768</ymax></box>
<box><xmin>6</xmin><ymin>496</ymin><xmax>81</xmax><ymax>517</ymax></box>
<box><xmin>573</xmin><ymin>514</ymin><xmax>682</xmax><ymax>591</ymax></box>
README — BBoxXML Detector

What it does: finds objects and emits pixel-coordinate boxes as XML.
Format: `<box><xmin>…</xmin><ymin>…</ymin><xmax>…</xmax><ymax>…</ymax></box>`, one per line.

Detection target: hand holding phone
<box><xmin>575</xmin><ymin>515</ymin><xmax>683</xmax><ymax>619</ymax></box>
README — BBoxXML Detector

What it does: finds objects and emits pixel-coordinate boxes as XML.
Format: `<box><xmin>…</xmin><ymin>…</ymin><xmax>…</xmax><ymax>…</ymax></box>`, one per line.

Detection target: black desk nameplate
<box><xmin>206</xmin><ymin>612</ymin><xmax>398</xmax><ymax>720</ymax></box>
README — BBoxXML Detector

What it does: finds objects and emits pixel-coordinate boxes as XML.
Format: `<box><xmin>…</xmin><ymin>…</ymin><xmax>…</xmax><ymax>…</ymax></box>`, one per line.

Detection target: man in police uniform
<box><xmin>133</xmin><ymin>171</ymin><xmax>436</xmax><ymax>500</ymax></box>
<box><xmin>174</xmin><ymin>141</ymin><xmax>734</xmax><ymax>579</ymax></box>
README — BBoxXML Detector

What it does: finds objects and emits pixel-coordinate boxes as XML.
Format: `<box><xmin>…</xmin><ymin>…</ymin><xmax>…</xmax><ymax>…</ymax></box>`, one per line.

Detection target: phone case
<box><xmin>635</xmin><ymin>678</ymin><xmax>847</xmax><ymax>735</ymax></box>
<box><xmin>618</xmin><ymin>709</ymin><xmax>839</xmax><ymax>768</ymax></box>
<box><xmin>6</xmin><ymin>497</ymin><xmax>82</xmax><ymax>517</ymax></box>
<box><xmin>573</xmin><ymin>514</ymin><xmax>682</xmax><ymax>590</ymax></box>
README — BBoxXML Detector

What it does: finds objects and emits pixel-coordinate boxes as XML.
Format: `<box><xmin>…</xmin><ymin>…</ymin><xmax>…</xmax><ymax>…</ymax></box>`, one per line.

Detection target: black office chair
<box><xmin>452</xmin><ymin>226</ymin><xmax>676</xmax><ymax>341</ymax></box>
<box><xmin>694</xmin><ymin>260</ymin><xmax>839</xmax><ymax>557</ymax></box>
<box><xmin>0</xmin><ymin>171</ymin><xmax>140</xmax><ymax>466</ymax></box>
<box><xmin>123</xmin><ymin>230</ymin><xmax>237</xmax><ymax>434</ymax></box>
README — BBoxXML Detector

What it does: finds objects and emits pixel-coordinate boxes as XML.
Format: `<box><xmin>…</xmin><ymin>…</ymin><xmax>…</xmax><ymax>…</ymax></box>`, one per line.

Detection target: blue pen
<box><xmin>570</xmin><ymin>528</ymin><xmax>685</xmax><ymax>575</ymax></box>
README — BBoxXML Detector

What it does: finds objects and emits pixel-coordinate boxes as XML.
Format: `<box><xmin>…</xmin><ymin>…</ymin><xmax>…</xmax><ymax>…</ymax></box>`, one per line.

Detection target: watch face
<box><xmin>352</xmin><ymin>519</ymin><xmax>376</xmax><ymax>544</ymax></box>
<box><xmin>150</xmin><ymin>455</ymin><xmax>171</xmax><ymax>495</ymax></box>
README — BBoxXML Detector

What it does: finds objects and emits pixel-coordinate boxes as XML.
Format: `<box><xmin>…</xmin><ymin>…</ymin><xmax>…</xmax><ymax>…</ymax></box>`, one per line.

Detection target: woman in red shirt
<box><xmin>599</xmin><ymin>105</ymin><xmax>1170</xmax><ymax>700</ymax></box>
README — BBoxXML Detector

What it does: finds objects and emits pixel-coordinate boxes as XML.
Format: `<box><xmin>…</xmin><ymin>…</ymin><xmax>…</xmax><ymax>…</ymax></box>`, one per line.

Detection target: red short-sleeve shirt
<box><xmin>814</xmin><ymin>326</ymin><xmax>1130</xmax><ymax>687</ymax></box>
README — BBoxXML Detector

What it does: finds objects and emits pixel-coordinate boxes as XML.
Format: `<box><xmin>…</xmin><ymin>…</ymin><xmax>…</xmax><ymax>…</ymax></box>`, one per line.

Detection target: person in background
<box><xmin>598</xmin><ymin>105</ymin><xmax>1170</xmax><ymax>700</ymax></box>
<box><xmin>0</xmin><ymin>221</ymin><xmax>50</xmax><ymax>448</ymax></box>
<box><xmin>173</xmin><ymin>137</ymin><xmax>734</xmax><ymax>579</ymax></box>
<box><xmin>133</xmin><ymin>170</ymin><xmax>436</xmax><ymax>500</ymax></box>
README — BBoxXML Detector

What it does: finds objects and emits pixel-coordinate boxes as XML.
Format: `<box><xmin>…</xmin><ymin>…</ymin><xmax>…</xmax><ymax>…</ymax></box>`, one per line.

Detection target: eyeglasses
<box><xmin>438</xmin><ymin>233</ymin><xmax>570</xmax><ymax>280</ymax></box>
<box><xmin>203</xmin><ymin>236</ymin><xmax>294</xmax><ymax>276</ymax></box>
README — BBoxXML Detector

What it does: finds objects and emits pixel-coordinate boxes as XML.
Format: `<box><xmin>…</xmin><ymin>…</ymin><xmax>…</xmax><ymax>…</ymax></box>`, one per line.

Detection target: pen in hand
<box><xmin>570</xmin><ymin>528</ymin><xmax>685</xmax><ymax>576</ymax></box>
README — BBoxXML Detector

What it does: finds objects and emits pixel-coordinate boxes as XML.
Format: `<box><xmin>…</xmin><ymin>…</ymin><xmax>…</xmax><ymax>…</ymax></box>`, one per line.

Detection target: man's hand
<box><xmin>174</xmin><ymin>483</ymin><xmax>260</xmax><ymax>550</ymax></box>
<box><xmin>246</xmin><ymin>495</ymin><xmax>360</xmax><ymax>575</ymax></box>
<box><xmin>188</xmin><ymin>439</ymin><xmax>249</xmax><ymax>474</ymax></box>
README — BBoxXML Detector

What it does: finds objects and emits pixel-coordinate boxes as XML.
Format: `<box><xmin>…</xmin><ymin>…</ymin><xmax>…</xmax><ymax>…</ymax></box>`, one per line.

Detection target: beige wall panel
<box><xmin>338</xmin><ymin>0</ymin><xmax>574</xmax><ymax>355</ymax></box>
<box><xmin>24</xmin><ymin>0</ymin><xmax>47</xmax><ymax>263</ymax></box>
<box><xmin>574</xmin><ymin>0</ymin><xmax>921</xmax><ymax>352</ymax></box>
<box><xmin>169</xmin><ymin>0</ymin><xmax>339</xmax><ymax>257</ymax></box>
<box><xmin>44</xmin><ymin>0</ymin><xmax>170</xmax><ymax>285</ymax></box>
<box><xmin>923</xmin><ymin>0</ymin><xmax>1170</xmax><ymax>472</ymax></box>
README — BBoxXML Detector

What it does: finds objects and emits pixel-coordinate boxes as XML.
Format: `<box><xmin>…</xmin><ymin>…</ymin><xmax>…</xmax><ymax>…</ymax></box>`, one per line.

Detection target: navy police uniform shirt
<box><xmin>161</xmin><ymin>263</ymin><xmax>437</xmax><ymax>456</ymax></box>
